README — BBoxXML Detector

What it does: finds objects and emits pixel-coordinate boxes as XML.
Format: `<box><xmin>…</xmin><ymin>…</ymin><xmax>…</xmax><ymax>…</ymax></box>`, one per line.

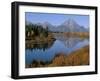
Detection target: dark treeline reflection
<box><xmin>25</xmin><ymin>39</ymin><xmax>55</xmax><ymax>51</ymax></box>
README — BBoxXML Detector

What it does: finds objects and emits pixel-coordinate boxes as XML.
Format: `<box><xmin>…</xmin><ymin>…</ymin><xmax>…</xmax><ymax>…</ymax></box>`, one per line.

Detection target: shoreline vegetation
<box><xmin>25</xmin><ymin>45</ymin><xmax>89</xmax><ymax>68</ymax></box>
<box><xmin>26</xmin><ymin>32</ymin><xmax>89</xmax><ymax>40</ymax></box>
<box><xmin>57</xmin><ymin>32</ymin><xmax>89</xmax><ymax>38</ymax></box>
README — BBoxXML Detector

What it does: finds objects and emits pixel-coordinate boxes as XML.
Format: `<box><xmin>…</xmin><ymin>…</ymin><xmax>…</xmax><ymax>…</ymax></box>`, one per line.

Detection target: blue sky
<box><xmin>25</xmin><ymin>12</ymin><xmax>89</xmax><ymax>28</ymax></box>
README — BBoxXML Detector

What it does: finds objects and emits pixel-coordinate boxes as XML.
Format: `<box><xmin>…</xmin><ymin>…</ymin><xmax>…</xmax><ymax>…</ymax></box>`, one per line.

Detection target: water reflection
<box><xmin>53</xmin><ymin>33</ymin><xmax>88</xmax><ymax>48</ymax></box>
<box><xmin>25</xmin><ymin>34</ymin><xmax>89</xmax><ymax>64</ymax></box>
<box><xmin>26</xmin><ymin>39</ymin><xmax>55</xmax><ymax>51</ymax></box>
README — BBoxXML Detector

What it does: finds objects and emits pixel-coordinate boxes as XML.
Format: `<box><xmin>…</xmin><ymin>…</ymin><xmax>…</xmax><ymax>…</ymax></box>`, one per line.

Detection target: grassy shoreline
<box><xmin>53</xmin><ymin>32</ymin><xmax>89</xmax><ymax>38</ymax></box>
<box><xmin>48</xmin><ymin>45</ymin><xmax>89</xmax><ymax>67</ymax></box>
<box><xmin>26</xmin><ymin>45</ymin><xmax>89</xmax><ymax>68</ymax></box>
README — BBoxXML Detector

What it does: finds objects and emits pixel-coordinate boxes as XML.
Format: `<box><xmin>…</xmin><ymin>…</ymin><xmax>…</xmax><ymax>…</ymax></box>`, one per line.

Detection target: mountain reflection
<box><xmin>53</xmin><ymin>33</ymin><xmax>87</xmax><ymax>48</ymax></box>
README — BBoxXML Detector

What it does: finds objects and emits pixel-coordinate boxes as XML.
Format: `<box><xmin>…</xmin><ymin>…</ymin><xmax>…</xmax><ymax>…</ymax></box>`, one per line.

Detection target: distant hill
<box><xmin>26</xmin><ymin>19</ymin><xmax>88</xmax><ymax>32</ymax></box>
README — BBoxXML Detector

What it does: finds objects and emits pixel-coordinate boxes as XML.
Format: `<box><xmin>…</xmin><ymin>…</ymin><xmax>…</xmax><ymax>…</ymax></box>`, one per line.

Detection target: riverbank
<box><xmin>26</xmin><ymin>45</ymin><xmax>89</xmax><ymax>68</ymax></box>
<box><xmin>48</xmin><ymin>45</ymin><xmax>89</xmax><ymax>67</ymax></box>
<box><xmin>53</xmin><ymin>32</ymin><xmax>89</xmax><ymax>38</ymax></box>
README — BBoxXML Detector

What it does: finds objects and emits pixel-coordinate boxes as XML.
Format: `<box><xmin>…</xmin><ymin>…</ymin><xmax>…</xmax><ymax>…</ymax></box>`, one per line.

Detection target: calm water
<box><xmin>25</xmin><ymin>34</ymin><xmax>89</xmax><ymax>64</ymax></box>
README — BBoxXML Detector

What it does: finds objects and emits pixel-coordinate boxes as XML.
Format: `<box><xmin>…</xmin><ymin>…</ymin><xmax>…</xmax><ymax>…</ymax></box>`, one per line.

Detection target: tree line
<box><xmin>26</xmin><ymin>24</ymin><xmax>49</xmax><ymax>39</ymax></box>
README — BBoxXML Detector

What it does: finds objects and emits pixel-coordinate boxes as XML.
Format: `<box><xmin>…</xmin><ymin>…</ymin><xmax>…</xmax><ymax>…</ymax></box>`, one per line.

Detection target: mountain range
<box><xmin>26</xmin><ymin>19</ymin><xmax>89</xmax><ymax>32</ymax></box>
